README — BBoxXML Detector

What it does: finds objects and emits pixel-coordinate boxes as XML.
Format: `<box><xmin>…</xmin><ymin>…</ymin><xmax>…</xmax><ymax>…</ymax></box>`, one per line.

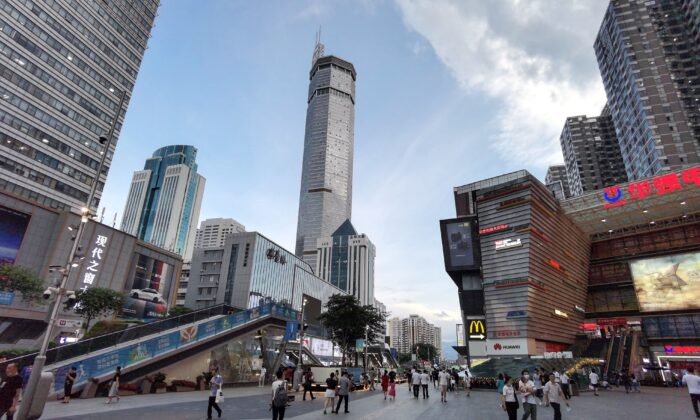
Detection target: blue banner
<box><xmin>0</xmin><ymin>291</ymin><xmax>15</xmax><ymax>305</ymax></box>
<box><xmin>285</xmin><ymin>320</ymin><xmax>298</xmax><ymax>341</ymax></box>
<box><xmin>197</xmin><ymin>319</ymin><xmax>219</xmax><ymax>341</ymax></box>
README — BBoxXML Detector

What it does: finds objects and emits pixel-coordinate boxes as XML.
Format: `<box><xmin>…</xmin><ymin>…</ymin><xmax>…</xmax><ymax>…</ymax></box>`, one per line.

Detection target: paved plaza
<box><xmin>39</xmin><ymin>383</ymin><xmax>698</xmax><ymax>420</ymax></box>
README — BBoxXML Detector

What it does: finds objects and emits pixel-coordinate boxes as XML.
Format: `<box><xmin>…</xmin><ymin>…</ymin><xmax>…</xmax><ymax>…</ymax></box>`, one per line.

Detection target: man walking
<box><xmin>271</xmin><ymin>370</ymin><xmax>288</xmax><ymax>420</ymax></box>
<box><xmin>421</xmin><ymin>369</ymin><xmax>430</xmax><ymax>399</ymax></box>
<box><xmin>302</xmin><ymin>368</ymin><xmax>316</xmax><ymax>401</ymax></box>
<box><xmin>683</xmin><ymin>367</ymin><xmax>700</xmax><ymax>418</ymax></box>
<box><xmin>518</xmin><ymin>369</ymin><xmax>537</xmax><ymax>420</ymax></box>
<box><xmin>369</xmin><ymin>368</ymin><xmax>376</xmax><ymax>391</ymax></box>
<box><xmin>438</xmin><ymin>368</ymin><xmax>450</xmax><ymax>403</ymax></box>
<box><xmin>412</xmin><ymin>368</ymin><xmax>421</xmax><ymax>398</ymax></box>
<box><xmin>589</xmin><ymin>369</ymin><xmax>600</xmax><ymax>397</ymax></box>
<box><xmin>543</xmin><ymin>373</ymin><xmax>567</xmax><ymax>420</ymax></box>
<box><xmin>560</xmin><ymin>371</ymin><xmax>571</xmax><ymax>400</ymax></box>
<box><xmin>0</xmin><ymin>363</ymin><xmax>22</xmax><ymax>420</ymax></box>
<box><xmin>335</xmin><ymin>371</ymin><xmax>351</xmax><ymax>414</ymax></box>
<box><xmin>207</xmin><ymin>367</ymin><xmax>223</xmax><ymax>420</ymax></box>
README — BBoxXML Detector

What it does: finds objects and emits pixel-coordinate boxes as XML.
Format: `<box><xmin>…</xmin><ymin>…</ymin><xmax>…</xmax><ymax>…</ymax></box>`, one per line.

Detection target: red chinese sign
<box><xmin>494</xmin><ymin>330</ymin><xmax>521</xmax><ymax>338</ymax></box>
<box><xmin>479</xmin><ymin>224</ymin><xmax>509</xmax><ymax>235</ymax></box>
<box><xmin>665</xmin><ymin>345</ymin><xmax>700</xmax><ymax>354</ymax></box>
<box><xmin>597</xmin><ymin>318</ymin><xmax>627</xmax><ymax>326</ymax></box>
<box><xmin>602</xmin><ymin>168</ymin><xmax>700</xmax><ymax>209</ymax></box>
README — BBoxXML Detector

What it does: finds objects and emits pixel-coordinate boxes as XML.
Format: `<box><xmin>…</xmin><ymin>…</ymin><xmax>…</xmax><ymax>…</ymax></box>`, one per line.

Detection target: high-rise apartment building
<box><xmin>545</xmin><ymin>165</ymin><xmax>571</xmax><ymax>198</ymax></box>
<box><xmin>559</xmin><ymin>105</ymin><xmax>628</xmax><ymax>196</ymax></box>
<box><xmin>387</xmin><ymin>317</ymin><xmax>402</xmax><ymax>349</ymax></box>
<box><xmin>0</xmin><ymin>0</ymin><xmax>159</xmax><ymax>213</ymax></box>
<box><xmin>389</xmin><ymin>315</ymin><xmax>442</xmax><ymax>355</ymax></box>
<box><xmin>194</xmin><ymin>217</ymin><xmax>245</xmax><ymax>249</ymax></box>
<box><xmin>315</xmin><ymin>219</ymin><xmax>375</xmax><ymax>306</ymax></box>
<box><xmin>121</xmin><ymin>145</ymin><xmax>205</xmax><ymax>259</ymax></box>
<box><xmin>295</xmin><ymin>38</ymin><xmax>356</xmax><ymax>270</ymax></box>
<box><xmin>594</xmin><ymin>0</ymin><xmax>700</xmax><ymax>180</ymax></box>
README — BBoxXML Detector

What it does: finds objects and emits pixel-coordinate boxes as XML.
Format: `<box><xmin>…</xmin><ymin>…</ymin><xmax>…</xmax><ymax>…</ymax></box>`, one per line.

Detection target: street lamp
<box><xmin>18</xmin><ymin>90</ymin><xmax>127</xmax><ymax>420</ymax></box>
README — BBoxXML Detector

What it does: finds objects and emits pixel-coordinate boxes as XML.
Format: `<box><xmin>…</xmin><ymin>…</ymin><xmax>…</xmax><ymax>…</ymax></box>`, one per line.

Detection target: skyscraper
<box><xmin>545</xmin><ymin>165</ymin><xmax>571</xmax><ymax>198</ymax></box>
<box><xmin>194</xmin><ymin>217</ymin><xmax>245</xmax><ymax>249</ymax></box>
<box><xmin>315</xmin><ymin>219</ymin><xmax>375</xmax><ymax>306</ymax></box>
<box><xmin>295</xmin><ymin>37</ymin><xmax>356</xmax><ymax>270</ymax></box>
<box><xmin>559</xmin><ymin>105</ymin><xmax>628</xmax><ymax>196</ymax></box>
<box><xmin>594</xmin><ymin>0</ymin><xmax>700</xmax><ymax>180</ymax></box>
<box><xmin>389</xmin><ymin>315</ymin><xmax>442</xmax><ymax>355</ymax></box>
<box><xmin>0</xmin><ymin>0</ymin><xmax>159</xmax><ymax>213</ymax></box>
<box><xmin>121</xmin><ymin>145</ymin><xmax>205</xmax><ymax>259</ymax></box>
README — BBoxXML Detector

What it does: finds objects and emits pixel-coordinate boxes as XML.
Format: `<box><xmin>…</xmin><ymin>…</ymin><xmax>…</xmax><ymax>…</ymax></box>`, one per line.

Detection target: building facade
<box><xmin>0</xmin><ymin>0</ymin><xmax>159</xmax><ymax>213</ymax></box>
<box><xmin>315</xmin><ymin>219</ymin><xmax>375</xmax><ymax>306</ymax></box>
<box><xmin>184</xmin><ymin>231</ymin><xmax>347</xmax><ymax>312</ymax></box>
<box><xmin>544</xmin><ymin>165</ymin><xmax>571</xmax><ymax>198</ymax></box>
<box><xmin>121</xmin><ymin>145</ymin><xmax>205</xmax><ymax>260</ymax></box>
<box><xmin>295</xmin><ymin>40</ymin><xmax>356</xmax><ymax>270</ymax></box>
<box><xmin>559</xmin><ymin>106</ymin><xmax>628</xmax><ymax>196</ymax></box>
<box><xmin>394</xmin><ymin>315</ymin><xmax>441</xmax><ymax>355</ymax></box>
<box><xmin>194</xmin><ymin>217</ymin><xmax>245</xmax><ymax>249</ymax></box>
<box><xmin>594</xmin><ymin>0</ymin><xmax>700</xmax><ymax>181</ymax></box>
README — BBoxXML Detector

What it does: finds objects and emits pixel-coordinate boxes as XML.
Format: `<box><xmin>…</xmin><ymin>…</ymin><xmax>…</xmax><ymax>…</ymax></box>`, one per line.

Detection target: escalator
<box><xmin>606</xmin><ymin>335</ymin><xmax>621</xmax><ymax>375</ymax></box>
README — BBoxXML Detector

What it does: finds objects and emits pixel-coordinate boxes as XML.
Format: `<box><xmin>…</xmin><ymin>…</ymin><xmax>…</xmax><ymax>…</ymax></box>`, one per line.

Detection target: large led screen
<box><xmin>0</xmin><ymin>207</ymin><xmax>30</xmax><ymax>265</ymax></box>
<box><xmin>445</xmin><ymin>221</ymin><xmax>475</xmax><ymax>268</ymax></box>
<box><xmin>630</xmin><ymin>252</ymin><xmax>700</xmax><ymax>312</ymax></box>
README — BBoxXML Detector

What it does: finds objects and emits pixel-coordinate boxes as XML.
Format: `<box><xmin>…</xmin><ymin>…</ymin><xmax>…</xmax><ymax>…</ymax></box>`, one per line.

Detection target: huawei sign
<box><xmin>493</xmin><ymin>342</ymin><xmax>520</xmax><ymax>351</ymax></box>
<box><xmin>494</xmin><ymin>343</ymin><xmax>502</xmax><ymax>350</ymax></box>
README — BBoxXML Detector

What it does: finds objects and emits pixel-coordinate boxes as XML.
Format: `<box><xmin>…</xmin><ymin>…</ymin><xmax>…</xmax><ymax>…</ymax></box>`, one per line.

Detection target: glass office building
<box><xmin>0</xmin><ymin>0</ymin><xmax>159</xmax><ymax>213</ymax></box>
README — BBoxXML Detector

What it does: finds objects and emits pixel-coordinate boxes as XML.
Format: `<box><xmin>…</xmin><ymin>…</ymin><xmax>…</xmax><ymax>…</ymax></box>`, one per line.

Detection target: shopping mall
<box><xmin>441</xmin><ymin>166</ymin><xmax>700</xmax><ymax>379</ymax></box>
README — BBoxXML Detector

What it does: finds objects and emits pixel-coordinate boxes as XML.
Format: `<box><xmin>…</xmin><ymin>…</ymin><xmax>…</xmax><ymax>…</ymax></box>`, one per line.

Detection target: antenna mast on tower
<box><xmin>311</xmin><ymin>26</ymin><xmax>325</xmax><ymax>68</ymax></box>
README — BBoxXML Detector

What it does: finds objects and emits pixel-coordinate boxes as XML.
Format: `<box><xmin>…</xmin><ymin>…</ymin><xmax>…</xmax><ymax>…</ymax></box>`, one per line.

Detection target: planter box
<box><xmin>155</xmin><ymin>387</ymin><xmax>167</xmax><ymax>394</ymax></box>
<box><xmin>175</xmin><ymin>386</ymin><xmax>196</xmax><ymax>392</ymax></box>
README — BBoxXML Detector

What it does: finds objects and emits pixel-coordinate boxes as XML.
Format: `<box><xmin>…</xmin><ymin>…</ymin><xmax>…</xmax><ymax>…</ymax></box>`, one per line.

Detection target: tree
<box><xmin>398</xmin><ymin>353</ymin><xmax>413</xmax><ymax>365</ymax></box>
<box><xmin>318</xmin><ymin>294</ymin><xmax>387</xmax><ymax>366</ymax></box>
<box><xmin>0</xmin><ymin>264</ymin><xmax>45</xmax><ymax>302</ymax></box>
<box><xmin>168</xmin><ymin>306</ymin><xmax>193</xmax><ymax>317</ymax></box>
<box><xmin>71</xmin><ymin>287</ymin><xmax>124</xmax><ymax>331</ymax></box>
<box><xmin>411</xmin><ymin>343</ymin><xmax>440</xmax><ymax>361</ymax></box>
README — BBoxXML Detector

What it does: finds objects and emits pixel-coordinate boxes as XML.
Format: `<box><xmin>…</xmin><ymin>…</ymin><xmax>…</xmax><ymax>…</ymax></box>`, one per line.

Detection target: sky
<box><xmin>99</xmin><ymin>0</ymin><xmax>611</xmax><ymax>347</ymax></box>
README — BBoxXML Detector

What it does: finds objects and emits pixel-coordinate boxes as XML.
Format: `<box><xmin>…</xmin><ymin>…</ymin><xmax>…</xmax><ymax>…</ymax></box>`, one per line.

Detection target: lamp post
<box><xmin>18</xmin><ymin>90</ymin><xmax>127</xmax><ymax>420</ymax></box>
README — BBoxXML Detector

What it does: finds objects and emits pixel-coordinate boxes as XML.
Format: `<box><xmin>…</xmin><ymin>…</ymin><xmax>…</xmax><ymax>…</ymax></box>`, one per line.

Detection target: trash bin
<box><xmin>570</xmin><ymin>381</ymin><xmax>580</xmax><ymax>396</ymax></box>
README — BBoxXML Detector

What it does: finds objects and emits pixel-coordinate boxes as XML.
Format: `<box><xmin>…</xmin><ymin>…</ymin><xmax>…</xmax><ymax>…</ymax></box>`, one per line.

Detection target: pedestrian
<box><xmin>464</xmin><ymin>371</ymin><xmax>471</xmax><ymax>397</ymax></box>
<box><xmin>259</xmin><ymin>366</ymin><xmax>267</xmax><ymax>388</ymax></box>
<box><xmin>388</xmin><ymin>377</ymin><xmax>396</xmax><ymax>401</ymax></box>
<box><xmin>589</xmin><ymin>369</ymin><xmax>600</xmax><ymax>396</ymax></box>
<box><xmin>432</xmin><ymin>369</ymin><xmax>439</xmax><ymax>389</ymax></box>
<box><xmin>0</xmin><ymin>363</ymin><xmax>22</xmax><ymax>420</ymax></box>
<box><xmin>683</xmin><ymin>367</ymin><xmax>700</xmax><ymax>418</ymax></box>
<box><xmin>323</xmin><ymin>372</ymin><xmax>338</xmax><ymax>414</ymax></box>
<box><xmin>543</xmin><ymin>373</ymin><xmax>568</xmax><ymax>420</ymax></box>
<box><xmin>207</xmin><ymin>367</ymin><xmax>223</xmax><ymax>419</ymax></box>
<box><xmin>369</xmin><ymin>368</ymin><xmax>376</xmax><ymax>391</ymax></box>
<box><xmin>631</xmin><ymin>373</ymin><xmax>640</xmax><ymax>393</ymax></box>
<box><xmin>407</xmin><ymin>369</ymin><xmax>413</xmax><ymax>393</ymax></box>
<box><xmin>335</xmin><ymin>371</ymin><xmax>351</xmax><ymax>414</ymax></box>
<box><xmin>560</xmin><ymin>372</ymin><xmax>571</xmax><ymax>400</ymax></box>
<box><xmin>518</xmin><ymin>369</ymin><xmax>537</xmax><ymax>420</ymax></box>
<box><xmin>271</xmin><ymin>370</ymin><xmax>288</xmax><ymax>420</ymax></box>
<box><xmin>439</xmin><ymin>368</ymin><xmax>450</xmax><ymax>403</ymax></box>
<box><xmin>63</xmin><ymin>366</ymin><xmax>77</xmax><ymax>404</ymax></box>
<box><xmin>412</xmin><ymin>368</ymin><xmax>421</xmax><ymax>398</ymax></box>
<box><xmin>105</xmin><ymin>366</ymin><xmax>121</xmax><ymax>404</ymax></box>
<box><xmin>621</xmin><ymin>371</ymin><xmax>631</xmax><ymax>394</ymax></box>
<box><xmin>496</xmin><ymin>373</ymin><xmax>505</xmax><ymax>402</ymax></box>
<box><xmin>533</xmin><ymin>368</ymin><xmax>543</xmax><ymax>405</ymax></box>
<box><xmin>303</xmin><ymin>368</ymin><xmax>316</xmax><ymax>401</ymax></box>
<box><xmin>420</xmin><ymin>369</ymin><xmax>429</xmax><ymax>399</ymax></box>
<box><xmin>500</xmin><ymin>375</ymin><xmax>518</xmax><ymax>420</ymax></box>
<box><xmin>381</xmin><ymin>370</ymin><xmax>389</xmax><ymax>400</ymax></box>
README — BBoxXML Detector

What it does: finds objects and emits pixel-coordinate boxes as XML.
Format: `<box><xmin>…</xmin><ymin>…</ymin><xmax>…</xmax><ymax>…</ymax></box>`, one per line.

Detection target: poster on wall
<box><xmin>0</xmin><ymin>206</ymin><xmax>30</xmax><ymax>265</ymax></box>
<box><xmin>119</xmin><ymin>252</ymin><xmax>174</xmax><ymax>320</ymax></box>
<box><xmin>630</xmin><ymin>252</ymin><xmax>700</xmax><ymax>311</ymax></box>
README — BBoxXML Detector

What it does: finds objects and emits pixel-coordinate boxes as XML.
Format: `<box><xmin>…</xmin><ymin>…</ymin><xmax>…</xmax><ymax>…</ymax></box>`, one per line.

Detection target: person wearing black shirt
<box><xmin>63</xmin><ymin>367</ymin><xmax>77</xmax><ymax>403</ymax></box>
<box><xmin>0</xmin><ymin>363</ymin><xmax>23</xmax><ymax>420</ymax></box>
<box><xmin>323</xmin><ymin>372</ymin><xmax>338</xmax><ymax>414</ymax></box>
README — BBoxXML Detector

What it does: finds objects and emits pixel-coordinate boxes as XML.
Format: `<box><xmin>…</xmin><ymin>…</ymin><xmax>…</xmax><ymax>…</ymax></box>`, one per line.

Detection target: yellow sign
<box><xmin>469</xmin><ymin>320</ymin><xmax>485</xmax><ymax>334</ymax></box>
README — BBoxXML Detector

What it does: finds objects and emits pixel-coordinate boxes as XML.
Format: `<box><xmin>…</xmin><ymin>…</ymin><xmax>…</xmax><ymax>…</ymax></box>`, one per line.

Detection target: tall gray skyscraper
<box><xmin>559</xmin><ymin>105</ymin><xmax>628</xmax><ymax>196</ymax></box>
<box><xmin>295</xmin><ymin>38</ymin><xmax>356</xmax><ymax>270</ymax></box>
<box><xmin>594</xmin><ymin>0</ymin><xmax>700</xmax><ymax>180</ymax></box>
<box><xmin>545</xmin><ymin>165</ymin><xmax>571</xmax><ymax>199</ymax></box>
<box><xmin>0</xmin><ymin>0</ymin><xmax>159</xmax><ymax>213</ymax></box>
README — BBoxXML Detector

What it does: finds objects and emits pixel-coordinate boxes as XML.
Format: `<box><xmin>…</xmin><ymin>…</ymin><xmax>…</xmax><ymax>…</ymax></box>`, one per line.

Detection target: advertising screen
<box><xmin>120</xmin><ymin>253</ymin><xmax>175</xmax><ymax>320</ymax></box>
<box><xmin>630</xmin><ymin>252</ymin><xmax>700</xmax><ymax>312</ymax></box>
<box><xmin>441</xmin><ymin>217</ymin><xmax>479</xmax><ymax>270</ymax></box>
<box><xmin>310</xmin><ymin>338</ymin><xmax>334</xmax><ymax>357</ymax></box>
<box><xmin>0</xmin><ymin>206</ymin><xmax>30</xmax><ymax>265</ymax></box>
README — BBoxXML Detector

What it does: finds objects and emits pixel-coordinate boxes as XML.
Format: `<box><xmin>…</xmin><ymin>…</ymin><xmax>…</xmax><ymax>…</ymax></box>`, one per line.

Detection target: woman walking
<box><xmin>388</xmin><ymin>377</ymin><xmax>396</xmax><ymax>401</ymax></box>
<box><xmin>500</xmin><ymin>375</ymin><xmax>519</xmax><ymax>420</ymax></box>
<box><xmin>105</xmin><ymin>366</ymin><xmax>121</xmax><ymax>404</ymax></box>
<box><xmin>381</xmin><ymin>370</ymin><xmax>389</xmax><ymax>400</ymax></box>
<box><xmin>496</xmin><ymin>373</ymin><xmax>505</xmax><ymax>403</ymax></box>
<box><xmin>323</xmin><ymin>372</ymin><xmax>338</xmax><ymax>414</ymax></box>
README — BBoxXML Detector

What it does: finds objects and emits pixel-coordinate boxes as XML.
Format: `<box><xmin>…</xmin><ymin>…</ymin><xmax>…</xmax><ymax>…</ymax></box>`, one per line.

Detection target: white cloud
<box><xmin>394</xmin><ymin>0</ymin><xmax>609</xmax><ymax>167</ymax></box>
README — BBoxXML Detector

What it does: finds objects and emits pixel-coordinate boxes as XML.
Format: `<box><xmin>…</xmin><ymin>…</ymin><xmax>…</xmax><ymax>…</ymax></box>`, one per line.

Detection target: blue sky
<box><xmin>100</xmin><ymin>0</ymin><xmax>610</xmax><ymax>344</ymax></box>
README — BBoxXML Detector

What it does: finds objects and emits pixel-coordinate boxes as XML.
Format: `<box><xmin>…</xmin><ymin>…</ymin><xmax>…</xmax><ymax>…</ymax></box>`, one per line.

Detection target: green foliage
<box><xmin>0</xmin><ymin>348</ymin><xmax>35</xmax><ymax>359</ymax></box>
<box><xmin>411</xmin><ymin>343</ymin><xmax>440</xmax><ymax>360</ymax></box>
<box><xmin>0</xmin><ymin>264</ymin><xmax>45</xmax><ymax>302</ymax></box>
<box><xmin>317</xmin><ymin>294</ymin><xmax>387</xmax><ymax>365</ymax></box>
<box><xmin>84</xmin><ymin>320</ymin><xmax>130</xmax><ymax>339</ymax></box>
<box><xmin>71</xmin><ymin>287</ymin><xmax>124</xmax><ymax>331</ymax></box>
<box><xmin>167</xmin><ymin>306</ymin><xmax>193</xmax><ymax>317</ymax></box>
<box><xmin>398</xmin><ymin>352</ymin><xmax>413</xmax><ymax>364</ymax></box>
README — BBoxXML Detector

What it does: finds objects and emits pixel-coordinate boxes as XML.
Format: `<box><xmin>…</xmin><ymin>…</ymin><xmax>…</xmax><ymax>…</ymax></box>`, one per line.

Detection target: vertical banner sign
<box><xmin>285</xmin><ymin>320</ymin><xmax>298</xmax><ymax>341</ymax></box>
<box><xmin>356</xmin><ymin>339</ymin><xmax>365</xmax><ymax>353</ymax></box>
<box><xmin>456</xmin><ymin>324</ymin><xmax>465</xmax><ymax>346</ymax></box>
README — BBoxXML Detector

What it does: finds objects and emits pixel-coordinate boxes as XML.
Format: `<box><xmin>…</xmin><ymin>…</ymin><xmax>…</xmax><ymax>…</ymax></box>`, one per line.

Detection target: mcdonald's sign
<box><xmin>468</xmin><ymin>319</ymin><xmax>487</xmax><ymax>340</ymax></box>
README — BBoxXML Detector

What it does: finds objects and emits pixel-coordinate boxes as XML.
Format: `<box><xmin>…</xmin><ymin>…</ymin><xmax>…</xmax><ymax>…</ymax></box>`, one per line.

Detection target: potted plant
<box><xmin>148</xmin><ymin>372</ymin><xmax>167</xmax><ymax>394</ymax></box>
<box><xmin>171</xmin><ymin>379</ymin><xmax>197</xmax><ymax>392</ymax></box>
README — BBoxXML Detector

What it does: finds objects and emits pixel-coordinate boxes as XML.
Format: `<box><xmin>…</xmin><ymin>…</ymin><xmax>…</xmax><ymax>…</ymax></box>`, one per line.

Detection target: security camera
<box><xmin>43</xmin><ymin>287</ymin><xmax>59</xmax><ymax>300</ymax></box>
<box><xmin>66</xmin><ymin>291</ymin><xmax>77</xmax><ymax>306</ymax></box>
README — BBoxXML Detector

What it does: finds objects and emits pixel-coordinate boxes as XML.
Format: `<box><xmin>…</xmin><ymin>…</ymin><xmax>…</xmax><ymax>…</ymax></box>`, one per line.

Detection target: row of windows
<box><xmin>0</xmin><ymin>132</ymin><xmax>94</xmax><ymax>187</ymax></box>
<box><xmin>0</xmin><ymin>2</ymin><xmax>133</xmax><ymax>90</ymax></box>
<box><xmin>0</xmin><ymin>111</ymin><xmax>102</xmax><ymax>172</ymax></box>
<box><xmin>0</xmin><ymin>35</ymin><xmax>122</xmax><ymax>116</ymax></box>
<box><xmin>0</xmin><ymin>19</ymin><xmax>125</xmax><ymax>111</ymax></box>
<box><xmin>0</xmin><ymin>176</ymin><xmax>70</xmax><ymax>210</ymax></box>
<box><xmin>0</xmin><ymin>153</ymin><xmax>88</xmax><ymax>202</ymax></box>
<box><xmin>0</xmin><ymin>64</ymin><xmax>109</xmax><ymax>138</ymax></box>
<box><xmin>101</xmin><ymin>0</ymin><xmax>152</xmax><ymax>46</ymax></box>
<box><xmin>643</xmin><ymin>315</ymin><xmax>700</xmax><ymax>338</ymax></box>
<box><xmin>586</xmin><ymin>287</ymin><xmax>639</xmax><ymax>314</ymax></box>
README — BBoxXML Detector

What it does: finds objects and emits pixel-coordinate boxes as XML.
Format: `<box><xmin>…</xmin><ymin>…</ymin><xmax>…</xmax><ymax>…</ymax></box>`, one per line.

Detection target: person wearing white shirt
<box><xmin>500</xmin><ymin>375</ymin><xmax>519</xmax><ymax>420</ymax></box>
<box><xmin>411</xmin><ymin>368</ymin><xmax>422</xmax><ymax>399</ymax></box>
<box><xmin>438</xmin><ymin>369</ymin><xmax>450</xmax><ymax>403</ymax></box>
<box><xmin>683</xmin><ymin>367</ymin><xmax>700</xmax><ymax>418</ymax></box>
<box><xmin>420</xmin><ymin>370</ymin><xmax>430</xmax><ymax>399</ymax></box>
<box><xmin>589</xmin><ymin>370</ymin><xmax>600</xmax><ymax>396</ymax></box>
<box><xmin>259</xmin><ymin>366</ymin><xmax>267</xmax><ymax>388</ymax></box>
<box><xmin>560</xmin><ymin>372</ymin><xmax>571</xmax><ymax>400</ymax></box>
<box><xmin>518</xmin><ymin>369</ymin><xmax>537</xmax><ymax>420</ymax></box>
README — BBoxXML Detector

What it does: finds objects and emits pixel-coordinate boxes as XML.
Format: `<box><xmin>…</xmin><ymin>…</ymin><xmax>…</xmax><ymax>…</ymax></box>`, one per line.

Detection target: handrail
<box><xmin>1</xmin><ymin>304</ymin><xmax>237</xmax><ymax>370</ymax></box>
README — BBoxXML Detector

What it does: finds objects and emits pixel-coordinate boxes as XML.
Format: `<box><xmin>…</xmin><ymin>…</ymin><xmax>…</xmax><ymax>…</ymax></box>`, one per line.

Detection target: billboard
<box><xmin>630</xmin><ymin>252</ymin><xmax>700</xmax><ymax>312</ymax></box>
<box><xmin>0</xmin><ymin>206</ymin><xmax>31</xmax><ymax>265</ymax></box>
<box><xmin>120</xmin><ymin>252</ymin><xmax>175</xmax><ymax>320</ymax></box>
<box><xmin>310</xmin><ymin>338</ymin><xmax>334</xmax><ymax>357</ymax></box>
<box><xmin>440</xmin><ymin>217</ymin><xmax>480</xmax><ymax>271</ymax></box>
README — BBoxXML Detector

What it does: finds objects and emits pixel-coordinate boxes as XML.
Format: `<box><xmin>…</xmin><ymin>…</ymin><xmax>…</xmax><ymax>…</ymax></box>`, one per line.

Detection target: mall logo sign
<box><xmin>493</xmin><ymin>342</ymin><xmax>521</xmax><ymax>351</ymax></box>
<box><xmin>495</xmin><ymin>238</ymin><xmax>522</xmax><ymax>251</ymax></box>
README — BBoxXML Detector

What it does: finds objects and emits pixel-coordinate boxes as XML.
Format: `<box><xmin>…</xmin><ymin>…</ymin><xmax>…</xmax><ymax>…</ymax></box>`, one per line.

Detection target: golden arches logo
<box><xmin>469</xmin><ymin>320</ymin><xmax>485</xmax><ymax>334</ymax></box>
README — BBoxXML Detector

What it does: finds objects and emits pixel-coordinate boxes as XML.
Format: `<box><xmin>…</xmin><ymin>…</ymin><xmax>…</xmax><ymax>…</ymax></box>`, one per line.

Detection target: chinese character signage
<box><xmin>602</xmin><ymin>168</ymin><xmax>700</xmax><ymax>208</ymax></box>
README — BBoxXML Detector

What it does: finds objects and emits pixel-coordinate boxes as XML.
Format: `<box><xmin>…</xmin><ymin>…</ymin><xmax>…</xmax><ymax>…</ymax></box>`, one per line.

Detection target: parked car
<box><xmin>130</xmin><ymin>288</ymin><xmax>165</xmax><ymax>303</ymax></box>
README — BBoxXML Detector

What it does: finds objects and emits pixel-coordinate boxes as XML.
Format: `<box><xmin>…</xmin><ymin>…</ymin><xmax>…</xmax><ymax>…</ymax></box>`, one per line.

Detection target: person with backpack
<box><xmin>271</xmin><ymin>370</ymin><xmax>288</xmax><ymax>420</ymax></box>
<box><xmin>303</xmin><ymin>368</ymin><xmax>316</xmax><ymax>401</ymax></box>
